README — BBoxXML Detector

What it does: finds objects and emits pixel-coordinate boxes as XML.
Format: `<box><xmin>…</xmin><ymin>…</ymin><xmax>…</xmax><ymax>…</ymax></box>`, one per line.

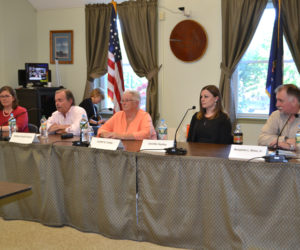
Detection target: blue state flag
<box><xmin>266</xmin><ymin>0</ymin><xmax>283</xmax><ymax>115</ymax></box>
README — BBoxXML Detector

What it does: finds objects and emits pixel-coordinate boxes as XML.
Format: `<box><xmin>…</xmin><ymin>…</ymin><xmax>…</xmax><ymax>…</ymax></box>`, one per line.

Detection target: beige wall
<box><xmin>0</xmin><ymin>0</ymin><xmax>37</xmax><ymax>85</ymax></box>
<box><xmin>1</xmin><ymin>0</ymin><xmax>264</xmax><ymax>145</ymax></box>
<box><xmin>158</xmin><ymin>0</ymin><xmax>222</xmax><ymax>141</ymax></box>
<box><xmin>0</xmin><ymin>0</ymin><xmax>4</xmax><ymax>82</ymax></box>
<box><xmin>158</xmin><ymin>0</ymin><xmax>263</xmax><ymax>144</ymax></box>
<box><xmin>36</xmin><ymin>7</ymin><xmax>86</xmax><ymax>106</ymax></box>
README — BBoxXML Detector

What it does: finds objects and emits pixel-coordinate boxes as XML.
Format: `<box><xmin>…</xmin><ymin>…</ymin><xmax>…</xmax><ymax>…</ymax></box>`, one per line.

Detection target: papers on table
<box><xmin>276</xmin><ymin>149</ymin><xmax>297</xmax><ymax>158</ymax></box>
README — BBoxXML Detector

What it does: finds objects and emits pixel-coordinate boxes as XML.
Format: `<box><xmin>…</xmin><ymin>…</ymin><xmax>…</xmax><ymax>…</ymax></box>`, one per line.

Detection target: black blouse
<box><xmin>79</xmin><ymin>98</ymin><xmax>98</xmax><ymax>122</ymax></box>
<box><xmin>187</xmin><ymin>112</ymin><xmax>233</xmax><ymax>144</ymax></box>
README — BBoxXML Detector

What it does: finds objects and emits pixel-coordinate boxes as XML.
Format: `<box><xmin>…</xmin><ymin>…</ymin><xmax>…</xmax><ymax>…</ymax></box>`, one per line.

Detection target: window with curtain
<box><xmin>233</xmin><ymin>3</ymin><xmax>300</xmax><ymax>119</ymax></box>
<box><xmin>94</xmin><ymin>18</ymin><xmax>148</xmax><ymax>111</ymax></box>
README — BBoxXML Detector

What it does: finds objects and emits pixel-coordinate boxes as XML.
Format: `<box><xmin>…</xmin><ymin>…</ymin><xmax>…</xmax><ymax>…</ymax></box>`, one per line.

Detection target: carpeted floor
<box><xmin>0</xmin><ymin>217</ymin><xmax>187</xmax><ymax>250</ymax></box>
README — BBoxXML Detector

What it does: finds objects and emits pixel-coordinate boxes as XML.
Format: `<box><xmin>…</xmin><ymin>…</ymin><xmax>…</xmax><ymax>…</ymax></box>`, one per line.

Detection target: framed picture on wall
<box><xmin>50</xmin><ymin>30</ymin><xmax>73</xmax><ymax>64</ymax></box>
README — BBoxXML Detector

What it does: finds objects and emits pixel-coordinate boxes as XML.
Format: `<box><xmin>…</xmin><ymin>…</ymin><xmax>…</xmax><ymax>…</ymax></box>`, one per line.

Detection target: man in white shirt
<box><xmin>47</xmin><ymin>89</ymin><xmax>87</xmax><ymax>135</ymax></box>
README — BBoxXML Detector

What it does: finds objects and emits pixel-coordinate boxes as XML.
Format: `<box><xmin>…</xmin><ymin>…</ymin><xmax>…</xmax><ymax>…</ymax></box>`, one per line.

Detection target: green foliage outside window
<box><xmin>236</xmin><ymin>6</ymin><xmax>300</xmax><ymax>116</ymax></box>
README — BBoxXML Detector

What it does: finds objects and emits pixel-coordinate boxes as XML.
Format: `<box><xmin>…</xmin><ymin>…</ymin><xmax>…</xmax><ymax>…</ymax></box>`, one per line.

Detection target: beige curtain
<box><xmin>84</xmin><ymin>4</ymin><xmax>112</xmax><ymax>99</ymax></box>
<box><xmin>280</xmin><ymin>0</ymin><xmax>300</xmax><ymax>73</ymax></box>
<box><xmin>117</xmin><ymin>0</ymin><xmax>159</xmax><ymax>124</ymax></box>
<box><xmin>219</xmin><ymin>0</ymin><xmax>268</xmax><ymax>122</ymax></box>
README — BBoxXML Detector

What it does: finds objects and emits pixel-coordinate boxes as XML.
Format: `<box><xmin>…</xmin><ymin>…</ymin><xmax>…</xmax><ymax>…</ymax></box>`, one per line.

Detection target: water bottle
<box><xmin>157</xmin><ymin>119</ymin><xmax>168</xmax><ymax>140</ymax></box>
<box><xmin>40</xmin><ymin>115</ymin><xmax>48</xmax><ymax>138</ymax></box>
<box><xmin>80</xmin><ymin>114</ymin><xmax>89</xmax><ymax>142</ymax></box>
<box><xmin>233</xmin><ymin>124</ymin><xmax>243</xmax><ymax>145</ymax></box>
<box><xmin>87</xmin><ymin>126</ymin><xmax>94</xmax><ymax>143</ymax></box>
<box><xmin>8</xmin><ymin>113</ymin><xmax>17</xmax><ymax>138</ymax></box>
<box><xmin>296</xmin><ymin>125</ymin><xmax>300</xmax><ymax>152</ymax></box>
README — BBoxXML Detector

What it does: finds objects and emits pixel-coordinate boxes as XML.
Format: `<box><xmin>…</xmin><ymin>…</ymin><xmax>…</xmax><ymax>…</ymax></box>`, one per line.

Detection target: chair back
<box><xmin>28</xmin><ymin>123</ymin><xmax>38</xmax><ymax>133</ymax></box>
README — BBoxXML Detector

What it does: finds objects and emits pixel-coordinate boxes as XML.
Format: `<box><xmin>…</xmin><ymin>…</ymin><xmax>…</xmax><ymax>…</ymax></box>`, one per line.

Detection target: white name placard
<box><xmin>229</xmin><ymin>144</ymin><xmax>268</xmax><ymax>161</ymax></box>
<box><xmin>9</xmin><ymin>132</ymin><xmax>39</xmax><ymax>144</ymax></box>
<box><xmin>90</xmin><ymin>137</ymin><xmax>121</xmax><ymax>150</ymax></box>
<box><xmin>140</xmin><ymin>139</ymin><xmax>174</xmax><ymax>152</ymax></box>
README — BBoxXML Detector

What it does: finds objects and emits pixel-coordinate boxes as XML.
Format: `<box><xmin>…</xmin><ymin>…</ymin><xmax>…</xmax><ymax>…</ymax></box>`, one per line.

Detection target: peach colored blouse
<box><xmin>98</xmin><ymin>109</ymin><xmax>157</xmax><ymax>140</ymax></box>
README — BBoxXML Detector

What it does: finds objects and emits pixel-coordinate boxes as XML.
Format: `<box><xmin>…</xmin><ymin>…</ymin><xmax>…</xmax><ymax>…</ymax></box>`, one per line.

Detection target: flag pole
<box><xmin>107</xmin><ymin>0</ymin><xmax>125</xmax><ymax>112</ymax></box>
<box><xmin>111</xmin><ymin>0</ymin><xmax>117</xmax><ymax>12</ymax></box>
<box><xmin>265</xmin><ymin>0</ymin><xmax>283</xmax><ymax>114</ymax></box>
<box><xmin>277</xmin><ymin>0</ymin><xmax>281</xmax><ymax>47</ymax></box>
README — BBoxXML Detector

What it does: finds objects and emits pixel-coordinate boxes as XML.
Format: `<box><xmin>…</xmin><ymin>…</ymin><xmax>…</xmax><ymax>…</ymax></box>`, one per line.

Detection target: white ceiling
<box><xmin>27</xmin><ymin>0</ymin><xmax>124</xmax><ymax>11</ymax></box>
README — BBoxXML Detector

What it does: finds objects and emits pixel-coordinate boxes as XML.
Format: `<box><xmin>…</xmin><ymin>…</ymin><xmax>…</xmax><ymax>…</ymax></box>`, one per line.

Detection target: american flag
<box><xmin>266</xmin><ymin>0</ymin><xmax>283</xmax><ymax>114</ymax></box>
<box><xmin>107</xmin><ymin>4</ymin><xmax>124</xmax><ymax>112</ymax></box>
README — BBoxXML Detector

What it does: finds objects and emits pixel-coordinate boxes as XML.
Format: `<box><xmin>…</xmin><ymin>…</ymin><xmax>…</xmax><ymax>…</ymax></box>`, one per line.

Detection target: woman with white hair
<box><xmin>97</xmin><ymin>90</ymin><xmax>156</xmax><ymax>140</ymax></box>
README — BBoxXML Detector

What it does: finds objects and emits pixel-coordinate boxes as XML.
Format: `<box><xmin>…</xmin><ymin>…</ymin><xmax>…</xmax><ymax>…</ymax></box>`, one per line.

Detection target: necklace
<box><xmin>3</xmin><ymin>109</ymin><xmax>12</xmax><ymax>117</ymax></box>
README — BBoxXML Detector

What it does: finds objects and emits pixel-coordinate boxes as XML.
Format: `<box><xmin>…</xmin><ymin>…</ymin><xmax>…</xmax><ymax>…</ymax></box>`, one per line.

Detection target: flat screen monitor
<box><xmin>25</xmin><ymin>63</ymin><xmax>49</xmax><ymax>87</ymax></box>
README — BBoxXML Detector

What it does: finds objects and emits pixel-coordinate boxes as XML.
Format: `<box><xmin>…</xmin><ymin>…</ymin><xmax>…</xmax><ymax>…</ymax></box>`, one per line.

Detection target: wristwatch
<box><xmin>284</xmin><ymin>136</ymin><xmax>295</xmax><ymax>151</ymax></box>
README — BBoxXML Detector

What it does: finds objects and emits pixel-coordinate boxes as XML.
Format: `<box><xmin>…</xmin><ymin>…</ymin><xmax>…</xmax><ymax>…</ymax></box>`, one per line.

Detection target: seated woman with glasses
<box><xmin>0</xmin><ymin>86</ymin><xmax>29</xmax><ymax>132</ymax></box>
<box><xmin>97</xmin><ymin>90</ymin><xmax>156</xmax><ymax>140</ymax></box>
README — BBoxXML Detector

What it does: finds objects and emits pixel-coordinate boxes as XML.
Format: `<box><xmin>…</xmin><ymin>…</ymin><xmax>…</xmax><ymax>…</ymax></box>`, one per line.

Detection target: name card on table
<box><xmin>90</xmin><ymin>137</ymin><xmax>121</xmax><ymax>150</ymax></box>
<box><xmin>140</xmin><ymin>139</ymin><xmax>174</xmax><ymax>153</ymax></box>
<box><xmin>9</xmin><ymin>132</ymin><xmax>39</xmax><ymax>144</ymax></box>
<box><xmin>229</xmin><ymin>144</ymin><xmax>268</xmax><ymax>161</ymax></box>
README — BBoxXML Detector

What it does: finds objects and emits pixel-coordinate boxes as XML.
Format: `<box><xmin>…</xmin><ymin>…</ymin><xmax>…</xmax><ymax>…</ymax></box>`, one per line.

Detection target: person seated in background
<box><xmin>79</xmin><ymin>88</ymin><xmax>105</xmax><ymax>126</ymax></box>
<box><xmin>258</xmin><ymin>84</ymin><xmax>300</xmax><ymax>151</ymax></box>
<box><xmin>47</xmin><ymin>89</ymin><xmax>87</xmax><ymax>136</ymax></box>
<box><xmin>0</xmin><ymin>86</ymin><xmax>28</xmax><ymax>132</ymax></box>
<box><xmin>187</xmin><ymin>85</ymin><xmax>232</xmax><ymax>144</ymax></box>
<box><xmin>97</xmin><ymin>90</ymin><xmax>156</xmax><ymax>140</ymax></box>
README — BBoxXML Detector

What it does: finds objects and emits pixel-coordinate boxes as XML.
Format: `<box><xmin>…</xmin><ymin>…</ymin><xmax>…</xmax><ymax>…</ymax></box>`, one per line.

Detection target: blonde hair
<box><xmin>90</xmin><ymin>88</ymin><xmax>104</xmax><ymax>99</ymax></box>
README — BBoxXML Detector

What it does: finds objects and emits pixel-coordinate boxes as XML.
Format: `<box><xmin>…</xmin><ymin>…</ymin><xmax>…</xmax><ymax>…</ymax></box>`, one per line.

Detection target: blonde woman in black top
<box><xmin>79</xmin><ymin>88</ymin><xmax>105</xmax><ymax>126</ymax></box>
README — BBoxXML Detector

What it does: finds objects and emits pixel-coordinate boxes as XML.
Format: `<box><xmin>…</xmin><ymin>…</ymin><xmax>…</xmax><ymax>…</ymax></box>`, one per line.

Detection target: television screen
<box><xmin>25</xmin><ymin>63</ymin><xmax>49</xmax><ymax>86</ymax></box>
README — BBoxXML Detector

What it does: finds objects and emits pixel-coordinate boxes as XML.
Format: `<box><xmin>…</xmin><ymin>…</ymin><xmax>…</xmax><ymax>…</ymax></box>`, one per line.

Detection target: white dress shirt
<box><xmin>47</xmin><ymin>106</ymin><xmax>87</xmax><ymax>136</ymax></box>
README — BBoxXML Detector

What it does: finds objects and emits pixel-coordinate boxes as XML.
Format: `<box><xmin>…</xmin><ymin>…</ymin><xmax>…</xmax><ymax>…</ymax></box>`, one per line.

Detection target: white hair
<box><xmin>123</xmin><ymin>90</ymin><xmax>141</xmax><ymax>102</ymax></box>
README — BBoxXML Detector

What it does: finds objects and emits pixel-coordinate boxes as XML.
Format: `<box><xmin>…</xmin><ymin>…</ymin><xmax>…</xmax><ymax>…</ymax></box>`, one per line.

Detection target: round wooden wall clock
<box><xmin>169</xmin><ymin>20</ymin><xmax>208</xmax><ymax>62</ymax></box>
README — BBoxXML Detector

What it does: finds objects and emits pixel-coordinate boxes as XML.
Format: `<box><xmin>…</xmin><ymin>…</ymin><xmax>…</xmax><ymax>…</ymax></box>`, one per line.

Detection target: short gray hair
<box><xmin>275</xmin><ymin>84</ymin><xmax>300</xmax><ymax>103</ymax></box>
<box><xmin>124</xmin><ymin>90</ymin><xmax>141</xmax><ymax>102</ymax></box>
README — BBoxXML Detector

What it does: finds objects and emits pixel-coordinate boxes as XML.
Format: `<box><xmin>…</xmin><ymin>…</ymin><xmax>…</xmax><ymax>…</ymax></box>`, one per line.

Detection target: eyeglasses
<box><xmin>121</xmin><ymin>99</ymin><xmax>136</xmax><ymax>103</ymax></box>
<box><xmin>0</xmin><ymin>95</ymin><xmax>12</xmax><ymax>99</ymax></box>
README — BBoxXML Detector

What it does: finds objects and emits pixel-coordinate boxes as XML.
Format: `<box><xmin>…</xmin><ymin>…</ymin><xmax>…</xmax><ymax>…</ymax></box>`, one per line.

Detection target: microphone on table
<box><xmin>165</xmin><ymin>105</ymin><xmax>196</xmax><ymax>155</ymax></box>
<box><xmin>263</xmin><ymin>113</ymin><xmax>297</xmax><ymax>162</ymax></box>
<box><xmin>0</xmin><ymin>107</ymin><xmax>39</xmax><ymax>141</ymax></box>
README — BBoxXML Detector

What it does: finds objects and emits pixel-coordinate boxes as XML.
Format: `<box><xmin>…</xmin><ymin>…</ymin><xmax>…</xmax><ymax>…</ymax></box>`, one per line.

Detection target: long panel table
<box><xmin>0</xmin><ymin>135</ymin><xmax>300</xmax><ymax>249</ymax></box>
<box><xmin>0</xmin><ymin>181</ymin><xmax>31</xmax><ymax>199</ymax></box>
